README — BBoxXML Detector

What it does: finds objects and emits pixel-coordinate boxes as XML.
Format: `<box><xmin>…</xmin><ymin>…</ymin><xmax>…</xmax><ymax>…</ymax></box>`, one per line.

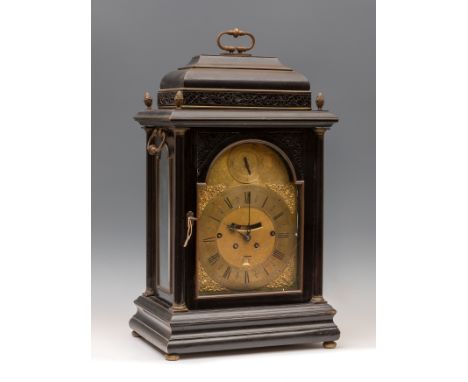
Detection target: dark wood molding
<box><xmin>134</xmin><ymin>109</ymin><xmax>338</xmax><ymax>128</ymax></box>
<box><xmin>130</xmin><ymin>296</ymin><xmax>340</xmax><ymax>357</ymax></box>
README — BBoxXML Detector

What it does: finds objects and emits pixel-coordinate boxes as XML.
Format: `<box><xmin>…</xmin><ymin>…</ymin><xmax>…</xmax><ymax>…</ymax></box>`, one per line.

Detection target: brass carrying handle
<box><xmin>146</xmin><ymin>128</ymin><xmax>166</xmax><ymax>156</ymax></box>
<box><xmin>216</xmin><ymin>28</ymin><xmax>255</xmax><ymax>54</ymax></box>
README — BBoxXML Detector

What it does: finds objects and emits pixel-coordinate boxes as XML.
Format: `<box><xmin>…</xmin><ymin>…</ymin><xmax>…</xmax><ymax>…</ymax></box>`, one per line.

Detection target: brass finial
<box><xmin>174</xmin><ymin>90</ymin><xmax>184</xmax><ymax>109</ymax></box>
<box><xmin>315</xmin><ymin>92</ymin><xmax>324</xmax><ymax>111</ymax></box>
<box><xmin>144</xmin><ymin>91</ymin><xmax>153</xmax><ymax>110</ymax></box>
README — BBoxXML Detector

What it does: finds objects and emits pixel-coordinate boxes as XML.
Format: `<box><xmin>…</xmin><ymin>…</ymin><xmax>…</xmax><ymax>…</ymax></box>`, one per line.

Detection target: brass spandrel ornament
<box><xmin>197</xmin><ymin>262</ymin><xmax>229</xmax><ymax>294</ymax></box>
<box><xmin>197</xmin><ymin>184</ymin><xmax>226</xmax><ymax>214</ymax></box>
<box><xmin>265</xmin><ymin>183</ymin><xmax>297</xmax><ymax>214</ymax></box>
<box><xmin>130</xmin><ymin>28</ymin><xmax>340</xmax><ymax>360</ymax></box>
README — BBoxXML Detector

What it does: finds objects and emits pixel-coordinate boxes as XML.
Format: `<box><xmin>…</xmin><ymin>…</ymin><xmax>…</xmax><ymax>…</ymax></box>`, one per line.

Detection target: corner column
<box><xmin>311</xmin><ymin>127</ymin><xmax>328</xmax><ymax>303</ymax></box>
<box><xmin>144</xmin><ymin>127</ymin><xmax>157</xmax><ymax>297</ymax></box>
<box><xmin>171</xmin><ymin>127</ymin><xmax>192</xmax><ymax>312</ymax></box>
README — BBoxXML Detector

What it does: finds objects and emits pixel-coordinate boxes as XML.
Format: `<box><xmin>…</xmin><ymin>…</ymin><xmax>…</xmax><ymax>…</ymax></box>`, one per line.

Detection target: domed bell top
<box><xmin>156</xmin><ymin>29</ymin><xmax>311</xmax><ymax>110</ymax></box>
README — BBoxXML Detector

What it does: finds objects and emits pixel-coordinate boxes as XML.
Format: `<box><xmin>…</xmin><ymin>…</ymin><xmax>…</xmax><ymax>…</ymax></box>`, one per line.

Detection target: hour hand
<box><xmin>227</xmin><ymin>223</ymin><xmax>251</xmax><ymax>242</ymax></box>
<box><xmin>243</xmin><ymin>156</ymin><xmax>251</xmax><ymax>175</ymax></box>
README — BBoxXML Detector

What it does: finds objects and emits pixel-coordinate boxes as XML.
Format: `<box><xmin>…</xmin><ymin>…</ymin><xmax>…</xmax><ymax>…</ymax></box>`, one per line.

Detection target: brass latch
<box><xmin>183</xmin><ymin>211</ymin><xmax>198</xmax><ymax>247</ymax></box>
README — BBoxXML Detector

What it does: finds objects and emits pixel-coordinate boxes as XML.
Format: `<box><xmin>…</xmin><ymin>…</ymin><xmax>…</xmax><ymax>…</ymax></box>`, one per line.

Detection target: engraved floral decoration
<box><xmin>197</xmin><ymin>184</ymin><xmax>226</xmax><ymax>214</ymax></box>
<box><xmin>265</xmin><ymin>258</ymin><xmax>297</xmax><ymax>290</ymax></box>
<box><xmin>265</xmin><ymin>183</ymin><xmax>297</xmax><ymax>214</ymax></box>
<box><xmin>198</xmin><ymin>263</ymin><xmax>229</xmax><ymax>294</ymax></box>
<box><xmin>158</xmin><ymin>90</ymin><xmax>311</xmax><ymax>109</ymax></box>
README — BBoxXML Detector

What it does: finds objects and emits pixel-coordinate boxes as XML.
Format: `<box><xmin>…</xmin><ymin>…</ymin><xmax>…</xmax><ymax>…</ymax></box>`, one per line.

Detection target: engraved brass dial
<box><xmin>197</xmin><ymin>141</ymin><xmax>301</xmax><ymax>296</ymax></box>
<box><xmin>198</xmin><ymin>185</ymin><xmax>297</xmax><ymax>291</ymax></box>
<box><xmin>227</xmin><ymin>143</ymin><xmax>260</xmax><ymax>183</ymax></box>
<box><xmin>206</xmin><ymin>142</ymin><xmax>291</xmax><ymax>187</ymax></box>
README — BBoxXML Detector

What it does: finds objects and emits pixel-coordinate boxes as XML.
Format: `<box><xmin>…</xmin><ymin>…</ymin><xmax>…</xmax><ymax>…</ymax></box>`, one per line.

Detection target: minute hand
<box><xmin>247</xmin><ymin>190</ymin><xmax>251</xmax><ymax>234</ymax></box>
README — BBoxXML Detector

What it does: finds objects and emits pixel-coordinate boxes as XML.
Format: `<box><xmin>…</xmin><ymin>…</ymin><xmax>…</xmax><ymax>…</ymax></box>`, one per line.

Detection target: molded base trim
<box><xmin>129</xmin><ymin>295</ymin><xmax>340</xmax><ymax>355</ymax></box>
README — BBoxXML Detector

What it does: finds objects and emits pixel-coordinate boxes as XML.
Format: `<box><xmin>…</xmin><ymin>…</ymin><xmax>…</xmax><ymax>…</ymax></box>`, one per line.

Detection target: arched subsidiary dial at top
<box><xmin>227</xmin><ymin>143</ymin><xmax>261</xmax><ymax>183</ymax></box>
<box><xmin>198</xmin><ymin>184</ymin><xmax>297</xmax><ymax>291</ymax></box>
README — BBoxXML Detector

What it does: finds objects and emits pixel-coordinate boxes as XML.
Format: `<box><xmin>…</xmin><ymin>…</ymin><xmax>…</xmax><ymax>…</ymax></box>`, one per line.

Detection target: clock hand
<box><xmin>247</xmin><ymin>191</ymin><xmax>251</xmax><ymax>235</ymax></box>
<box><xmin>227</xmin><ymin>222</ymin><xmax>262</xmax><ymax>231</ymax></box>
<box><xmin>246</xmin><ymin>223</ymin><xmax>263</xmax><ymax>232</ymax></box>
<box><xmin>243</xmin><ymin>156</ymin><xmax>251</xmax><ymax>175</ymax></box>
<box><xmin>227</xmin><ymin>223</ymin><xmax>251</xmax><ymax>242</ymax></box>
<box><xmin>238</xmin><ymin>230</ymin><xmax>251</xmax><ymax>242</ymax></box>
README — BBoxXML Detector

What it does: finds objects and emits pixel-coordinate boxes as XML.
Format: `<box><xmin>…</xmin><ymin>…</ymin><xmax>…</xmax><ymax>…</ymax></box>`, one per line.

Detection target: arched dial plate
<box><xmin>197</xmin><ymin>184</ymin><xmax>297</xmax><ymax>291</ymax></box>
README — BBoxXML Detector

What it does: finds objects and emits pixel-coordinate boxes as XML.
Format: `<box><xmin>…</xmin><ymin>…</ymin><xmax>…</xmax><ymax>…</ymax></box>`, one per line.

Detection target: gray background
<box><xmin>92</xmin><ymin>0</ymin><xmax>375</xmax><ymax>359</ymax></box>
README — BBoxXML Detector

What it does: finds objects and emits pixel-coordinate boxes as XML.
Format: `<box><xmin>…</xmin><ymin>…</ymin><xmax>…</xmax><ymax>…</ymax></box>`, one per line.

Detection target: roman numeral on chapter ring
<box><xmin>244</xmin><ymin>271</ymin><xmax>250</xmax><ymax>284</ymax></box>
<box><xmin>244</xmin><ymin>191</ymin><xmax>251</xmax><ymax>204</ymax></box>
<box><xmin>276</xmin><ymin>232</ymin><xmax>289</xmax><ymax>239</ymax></box>
<box><xmin>224</xmin><ymin>197</ymin><xmax>233</xmax><ymax>209</ymax></box>
<box><xmin>202</xmin><ymin>236</ymin><xmax>216</xmax><ymax>242</ymax></box>
<box><xmin>208</xmin><ymin>253</ymin><xmax>220</xmax><ymax>265</ymax></box>
<box><xmin>223</xmin><ymin>266</ymin><xmax>232</xmax><ymax>279</ymax></box>
<box><xmin>272</xmin><ymin>249</ymin><xmax>285</xmax><ymax>261</ymax></box>
<box><xmin>273</xmin><ymin>211</ymin><xmax>284</xmax><ymax>220</ymax></box>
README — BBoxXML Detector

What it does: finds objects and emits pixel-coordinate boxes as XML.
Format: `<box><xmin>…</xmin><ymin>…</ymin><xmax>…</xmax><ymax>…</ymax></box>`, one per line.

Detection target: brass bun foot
<box><xmin>165</xmin><ymin>354</ymin><xmax>180</xmax><ymax>361</ymax></box>
<box><xmin>131</xmin><ymin>330</ymin><xmax>141</xmax><ymax>338</ymax></box>
<box><xmin>323</xmin><ymin>341</ymin><xmax>337</xmax><ymax>349</ymax></box>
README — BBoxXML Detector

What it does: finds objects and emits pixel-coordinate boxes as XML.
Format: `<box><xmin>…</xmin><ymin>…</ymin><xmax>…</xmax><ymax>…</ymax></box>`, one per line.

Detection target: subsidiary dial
<box><xmin>227</xmin><ymin>143</ymin><xmax>261</xmax><ymax>184</ymax></box>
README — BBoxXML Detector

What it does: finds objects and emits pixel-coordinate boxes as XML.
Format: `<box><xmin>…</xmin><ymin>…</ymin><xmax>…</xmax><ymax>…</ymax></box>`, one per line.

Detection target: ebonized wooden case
<box><xmin>129</xmin><ymin>29</ymin><xmax>340</xmax><ymax>359</ymax></box>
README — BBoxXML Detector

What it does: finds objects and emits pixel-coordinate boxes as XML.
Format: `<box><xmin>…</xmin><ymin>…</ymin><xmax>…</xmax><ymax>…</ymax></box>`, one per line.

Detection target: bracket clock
<box><xmin>130</xmin><ymin>28</ymin><xmax>340</xmax><ymax>360</ymax></box>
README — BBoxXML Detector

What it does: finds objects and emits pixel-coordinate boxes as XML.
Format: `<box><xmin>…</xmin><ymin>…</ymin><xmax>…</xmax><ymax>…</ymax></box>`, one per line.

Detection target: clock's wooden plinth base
<box><xmin>129</xmin><ymin>295</ymin><xmax>340</xmax><ymax>358</ymax></box>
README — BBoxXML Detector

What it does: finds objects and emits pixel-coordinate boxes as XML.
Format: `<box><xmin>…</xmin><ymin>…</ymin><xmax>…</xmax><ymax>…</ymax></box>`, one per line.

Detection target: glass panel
<box><xmin>158</xmin><ymin>145</ymin><xmax>171</xmax><ymax>290</ymax></box>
